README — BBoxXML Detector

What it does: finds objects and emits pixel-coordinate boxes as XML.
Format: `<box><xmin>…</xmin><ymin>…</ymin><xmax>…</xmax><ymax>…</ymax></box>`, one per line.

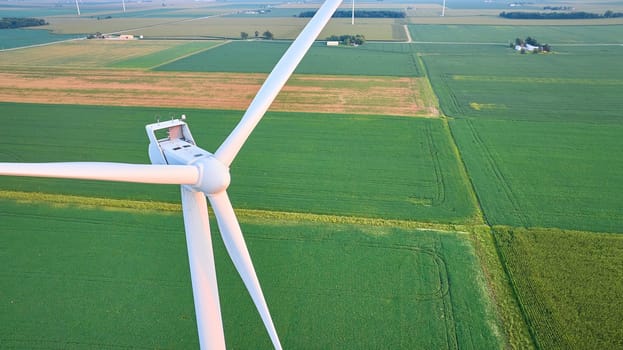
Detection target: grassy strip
<box><xmin>440</xmin><ymin>116</ymin><xmax>534</xmax><ymax>348</ymax></box>
<box><xmin>0</xmin><ymin>190</ymin><xmax>180</xmax><ymax>213</ymax></box>
<box><xmin>0</xmin><ymin>190</ymin><xmax>470</xmax><ymax>232</ymax></box>
<box><xmin>470</xmin><ymin>226</ymin><xmax>536</xmax><ymax>350</ymax></box>
<box><xmin>415</xmin><ymin>52</ymin><xmax>532</xmax><ymax>349</ymax></box>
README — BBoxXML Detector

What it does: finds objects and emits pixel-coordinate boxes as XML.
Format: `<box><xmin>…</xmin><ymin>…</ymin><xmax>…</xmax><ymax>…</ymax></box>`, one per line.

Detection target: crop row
<box><xmin>493</xmin><ymin>227</ymin><xmax>623</xmax><ymax>349</ymax></box>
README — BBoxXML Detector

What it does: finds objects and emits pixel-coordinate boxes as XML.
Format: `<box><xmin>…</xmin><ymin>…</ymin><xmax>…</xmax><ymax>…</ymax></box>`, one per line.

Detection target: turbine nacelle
<box><xmin>147</xmin><ymin>118</ymin><xmax>231</xmax><ymax>194</ymax></box>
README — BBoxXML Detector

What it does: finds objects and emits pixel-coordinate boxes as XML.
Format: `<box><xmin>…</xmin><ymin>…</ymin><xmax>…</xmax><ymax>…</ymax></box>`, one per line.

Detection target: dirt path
<box><xmin>403</xmin><ymin>25</ymin><xmax>413</xmax><ymax>43</ymax></box>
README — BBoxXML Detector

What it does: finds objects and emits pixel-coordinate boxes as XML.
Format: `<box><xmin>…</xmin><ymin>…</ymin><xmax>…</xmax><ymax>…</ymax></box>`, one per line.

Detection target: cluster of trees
<box><xmin>500</xmin><ymin>10</ymin><xmax>623</xmax><ymax>19</ymax></box>
<box><xmin>298</xmin><ymin>10</ymin><xmax>405</xmax><ymax>18</ymax></box>
<box><xmin>240</xmin><ymin>30</ymin><xmax>273</xmax><ymax>40</ymax></box>
<box><xmin>0</xmin><ymin>17</ymin><xmax>47</xmax><ymax>29</ymax></box>
<box><xmin>511</xmin><ymin>37</ymin><xmax>551</xmax><ymax>53</ymax></box>
<box><xmin>326</xmin><ymin>34</ymin><xmax>366</xmax><ymax>46</ymax></box>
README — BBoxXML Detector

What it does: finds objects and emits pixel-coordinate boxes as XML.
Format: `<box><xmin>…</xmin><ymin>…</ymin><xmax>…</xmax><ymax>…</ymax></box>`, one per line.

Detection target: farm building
<box><xmin>515</xmin><ymin>43</ymin><xmax>538</xmax><ymax>51</ymax></box>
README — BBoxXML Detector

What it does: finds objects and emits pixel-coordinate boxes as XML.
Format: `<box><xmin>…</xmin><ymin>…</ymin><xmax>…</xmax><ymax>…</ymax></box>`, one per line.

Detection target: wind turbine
<box><xmin>74</xmin><ymin>0</ymin><xmax>81</xmax><ymax>16</ymax></box>
<box><xmin>122</xmin><ymin>0</ymin><xmax>126</xmax><ymax>13</ymax></box>
<box><xmin>0</xmin><ymin>0</ymin><xmax>343</xmax><ymax>348</ymax></box>
<box><xmin>441</xmin><ymin>0</ymin><xmax>446</xmax><ymax>16</ymax></box>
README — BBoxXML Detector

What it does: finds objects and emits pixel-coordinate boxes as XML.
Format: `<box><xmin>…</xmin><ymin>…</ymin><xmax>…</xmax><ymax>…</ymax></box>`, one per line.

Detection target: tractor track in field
<box><xmin>464</xmin><ymin>119</ymin><xmax>530</xmax><ymax>227</ymax></box>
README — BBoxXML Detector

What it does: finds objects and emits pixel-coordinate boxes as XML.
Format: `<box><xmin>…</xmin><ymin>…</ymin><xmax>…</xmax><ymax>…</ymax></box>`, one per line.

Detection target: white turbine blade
<box><xmin>208</xmin><ymin>191</ymin><xmax>282</xmax><ymax>350</ymax></box>
<box><xmin>181</xmin><ymin>187</ymin><xmax>226</xmax><ymax>350</ymax></box>
<box><xmin>0</xmin><ymin>162</ymin><xmax>198</xmax><ymax>185</ymax></box>
<box><xmin>214</xmin><ymin>0</ymin><xmax>343</xmax><ymax>167</ymax></box>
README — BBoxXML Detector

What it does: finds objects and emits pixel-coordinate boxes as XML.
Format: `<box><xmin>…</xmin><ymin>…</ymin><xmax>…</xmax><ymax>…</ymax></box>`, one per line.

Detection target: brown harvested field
<box><xmin>0</xmin><ymin>68</ymin><xmax>437</xmax><ymax>117</ymax></box>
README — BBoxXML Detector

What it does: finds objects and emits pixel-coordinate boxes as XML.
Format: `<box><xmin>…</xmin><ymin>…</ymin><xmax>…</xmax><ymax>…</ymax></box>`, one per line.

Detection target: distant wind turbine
<box><xmin>351</xmin><ymin>0</ymin><xmax>355</xmax><ymax>25</ymax></box>
<box><xmin>122</xmin><ymin>0</ymin><xmax>126</xmax><ymax>13</ymax></box>
<box><xmin>441</xmin><ymin>0</ymin><xmax>446</xmax><ymax>16</ymax></box>
<box><xmin>74</xmin><ymin>0</ymin><xmax>81</xmax><ymax>16</ymax></box>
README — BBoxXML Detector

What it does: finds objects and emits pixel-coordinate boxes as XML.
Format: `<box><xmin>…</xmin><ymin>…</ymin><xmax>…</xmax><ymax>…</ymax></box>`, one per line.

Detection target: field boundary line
<box><xmin>443</xmin><ymin>118</ymin><xmax>486</xmax><ymax>225</ymax></box>
<box><xmin>435</xmin><ymin>236</ymin><xmax>459</xmax><ymax>349</ymax></box>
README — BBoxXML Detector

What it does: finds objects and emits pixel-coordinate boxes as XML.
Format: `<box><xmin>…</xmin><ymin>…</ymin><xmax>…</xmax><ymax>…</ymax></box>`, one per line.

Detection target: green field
<box><xmin>417</xmin><ymin>32</ymin><xmax>623</xmax><ymax>231</ymax></box>
<box><xmin>0</xmin><ymin>28</ymin><xmax>82</xmax><ymax>50</ymax></box>
<box><xmin>156</xmin><ymin>40</ymin><xmax>422</xmax><ymax>76</ymax></box>
<box><xmin>493</xmin><ymin>227</ymin><xmax>623</xmax><ymax>349</ymax></box>
<box><xmin>0</xmin><ymin>102</ymin><xmax>477</xmax><ymax>224</ymax></box>
<box><xmin>2</xmin><ymin>13</ymin><xmax>623</xmax><ymax>350</ymax></box>
<box><xmin>422</xmin><ymin>44</ymin><xmax>623</xmax><ymax>123</ymax></box>
<box><xmin>415</xmin><ymin>23</ymin><xmax>623</xmax><ymax>349</ymax></box>
<box><xmin>0</xmin><ymin>198</ymin><xmax>501</xmax><ymax>349</ymax></box>
<box><xmin>450</xmin><ymin>119</ymin><xmax>623</xmax><ymax>232</ymax></box>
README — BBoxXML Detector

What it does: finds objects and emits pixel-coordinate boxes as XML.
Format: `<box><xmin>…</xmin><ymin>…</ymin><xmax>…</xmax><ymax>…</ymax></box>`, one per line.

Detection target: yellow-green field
<box><xmin>0</xmin><ymin>39</ymin><xmax>217</xmax><ymax>67</ymax></box>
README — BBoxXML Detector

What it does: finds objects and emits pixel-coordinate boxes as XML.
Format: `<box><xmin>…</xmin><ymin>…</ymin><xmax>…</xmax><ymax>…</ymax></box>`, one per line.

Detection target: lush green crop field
<box><xmin>421</xmin><ymin>44</ymin><xmax>623</xmax><ymax>123</ymax></box>
<box><xmin>416</xmin><ymin>28</ymin><xmax>623</xmax><ymax>231</ymax></box>
<box><xmin>156</xmin><ymin>40</ymin><xmax>422</xmax><ymax>76</ymax></box>
<box><xmin>412</xmin><ymin>24</ymin><xmax>623</xmax><ymax>349</ymax></box>
<box><xmin>493</xmin><ymin>227</ymin><xmax>623</xmax><ymax>349</ymax></box>
<box><xmin>0</xmin><ymin>198</ymin><xmax>502</xmax><ymax>349</ymax></box>
<box><xmin>0</xmin><ymin>102</ymin><xmax>477</xmax><ymax>224</ymax></box>
<box><xmin>450</xmin><ymin>118</ymin><xmax>623</xmax><ymax>232</ymax></box>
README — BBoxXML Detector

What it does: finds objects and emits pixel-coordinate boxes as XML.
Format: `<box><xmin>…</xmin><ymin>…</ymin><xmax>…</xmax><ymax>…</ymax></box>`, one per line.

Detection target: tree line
<box><xmin>298</xmin><ymin>10</ymin><xmax>405</xmax><ymax>18</ymax></box>
<box><xmin>500</xmin><ymin>10</ymin><xmax>623</xmax><ymax>19</ymax></box>
<box><xmin>326</xmin><ymin>34</ymin><xmax>366</xmax><ymax>46</ymax></box>
<box><xmin>0</xmin><ymin>17</ymin><xmax>48</xmax><ymax>29</ymax></box>
<box><xmin>240</xmin><ymin>30</ymin><xmax>274</xmax><ymax>40</ymax></box>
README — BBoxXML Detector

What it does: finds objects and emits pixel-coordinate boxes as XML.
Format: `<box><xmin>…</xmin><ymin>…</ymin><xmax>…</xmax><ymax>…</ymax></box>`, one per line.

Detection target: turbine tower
<box><xmin>0</xmin><ymin>0</ymin><xmax>344</xmax><ymax>348</ymax></box>
<box><xmin>74</xmin><ymin>0</ymin><xmax>81</xmax><ymax>16</ymax></box>
<box><xmin>351</xmin><ymin>0</ymin><xmax>355</xmax><ymax>25</ymax></box>
<box><xmin>441</xmin><ymin>0</ymin><xmax>446</xmax><ymax>16</ymax></box>
<box><xmin>122</xmin><ymin>0</ymin><xmax>126</xmax><ymax>13</ymax></box>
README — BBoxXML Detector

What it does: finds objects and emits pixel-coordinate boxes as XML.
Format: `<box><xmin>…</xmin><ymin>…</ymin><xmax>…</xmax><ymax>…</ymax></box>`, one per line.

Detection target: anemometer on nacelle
<box><xmin>146</xmin><ymin>117</ymin><xmax>209</xmax><ymax>166</ymax></box>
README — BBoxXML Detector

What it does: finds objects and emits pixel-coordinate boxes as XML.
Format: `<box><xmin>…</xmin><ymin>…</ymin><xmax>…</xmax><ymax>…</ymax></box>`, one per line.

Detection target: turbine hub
<box><xmin>194</xmin><ymin>155</ymin><xmax>231</xmax><ymax>194</ymax></box>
